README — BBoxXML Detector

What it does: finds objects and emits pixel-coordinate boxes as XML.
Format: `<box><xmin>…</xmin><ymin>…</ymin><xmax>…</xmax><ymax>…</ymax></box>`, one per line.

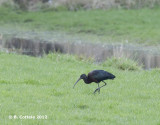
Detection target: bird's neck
<box><xmin>83</xmin><ymin>77</ymin><xmax>91</xmax><ymax>84</ymax></box>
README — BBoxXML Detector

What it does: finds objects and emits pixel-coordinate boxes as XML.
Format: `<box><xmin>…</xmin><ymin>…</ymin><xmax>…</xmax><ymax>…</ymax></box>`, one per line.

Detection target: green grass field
<box><xmin>0</xmin><ymin>7</ymin><xmax>160</xmax><ymax>45</ymax></box>
<box><xmin>0</xmin><ymin>53</ymin><xmax>160</xmax><ymax>125</ymax></box>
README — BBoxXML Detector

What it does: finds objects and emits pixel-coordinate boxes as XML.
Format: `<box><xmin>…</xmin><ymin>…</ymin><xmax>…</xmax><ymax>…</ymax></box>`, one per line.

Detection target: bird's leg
<box><xmin>94</xmin><ymin>81</ymin><xmax>107</xmax><ymax>94</ymax></box>
<box><xmin>94</xmin><ymin>83</ymin><xmax>100</xmax><ymax>94</ymax></box>
<box><xmin>98</xmin><ymin>83</ymin><xmax>100</xmax><ymax>94</ymax></box>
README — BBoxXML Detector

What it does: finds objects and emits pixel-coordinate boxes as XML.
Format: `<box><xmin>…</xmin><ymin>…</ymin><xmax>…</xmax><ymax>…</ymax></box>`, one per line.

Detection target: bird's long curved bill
<box><xmin>73</xmin><ymin>78</ymin><xmax>81</xmax><ymax>88</ymax></box>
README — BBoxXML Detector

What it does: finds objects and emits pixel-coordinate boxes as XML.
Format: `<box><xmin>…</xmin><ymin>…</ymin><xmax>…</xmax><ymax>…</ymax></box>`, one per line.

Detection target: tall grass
<box><xmin>103</xmin><ymin>57</ymin><xmax>142</xmax><ymax>71</ymax></box>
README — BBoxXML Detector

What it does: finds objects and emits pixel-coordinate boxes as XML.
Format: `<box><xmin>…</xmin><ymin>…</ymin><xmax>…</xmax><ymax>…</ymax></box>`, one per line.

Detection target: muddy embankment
<box><xmin>0</xmin><ymin>35</ymin><xmax>160</xmax><ymax>69</ymax></box>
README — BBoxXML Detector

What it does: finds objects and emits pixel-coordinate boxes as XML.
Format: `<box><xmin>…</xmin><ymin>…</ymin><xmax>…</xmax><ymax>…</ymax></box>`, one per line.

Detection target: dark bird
<box><xmin>73</xmin><ymin>70</ymin><xmax>115</xmax><ymax>94</ymax></box>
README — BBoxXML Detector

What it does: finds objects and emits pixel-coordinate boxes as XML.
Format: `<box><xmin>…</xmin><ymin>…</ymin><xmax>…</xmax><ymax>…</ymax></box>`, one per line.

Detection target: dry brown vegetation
<box><xmin>53</xmin><ymin>0</ymin><xmax>160</xmax><ymax>10</ymax></box>
<box><xmin>0</xmin><ymin>0</ymin><xmax>160</xmax><ymax>10</ymax></box>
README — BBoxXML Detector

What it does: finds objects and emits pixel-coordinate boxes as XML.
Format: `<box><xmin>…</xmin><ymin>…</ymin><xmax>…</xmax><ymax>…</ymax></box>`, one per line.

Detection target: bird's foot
<box><xmin>94</xmin><ymin>88</ymin><xmax>100</xmax><ymax>94</ymax></box>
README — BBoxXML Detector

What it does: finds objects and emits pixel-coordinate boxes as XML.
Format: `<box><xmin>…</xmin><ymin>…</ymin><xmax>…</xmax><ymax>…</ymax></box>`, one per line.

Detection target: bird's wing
<box><xmin>88</xmin><ymin>70</ymin><xmax>107</xmax><ymax>82</ymax></box>
<box><xmin>88</xmin><ymin>70</ymin><xmax>115</xmax><ymax>82</ymax></box>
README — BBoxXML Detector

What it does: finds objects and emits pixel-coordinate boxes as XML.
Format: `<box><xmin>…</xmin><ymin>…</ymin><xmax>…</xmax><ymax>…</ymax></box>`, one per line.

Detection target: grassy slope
<box><xmin>0</xmin><ymin>53</ymin><xmax>160</xmax><ymax>125</ymax></box>
<box><xmin>0</xmin><ymin>7</ymin><xmax>160</xmax><ymax>45</ymax></box>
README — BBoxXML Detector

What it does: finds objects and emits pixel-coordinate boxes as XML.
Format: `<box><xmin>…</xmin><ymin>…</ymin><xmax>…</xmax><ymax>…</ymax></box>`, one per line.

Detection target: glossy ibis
<box><xmin>73</xmin><ymin>70</ymin><xmax>115</xmax><ymax>94</ymax></box>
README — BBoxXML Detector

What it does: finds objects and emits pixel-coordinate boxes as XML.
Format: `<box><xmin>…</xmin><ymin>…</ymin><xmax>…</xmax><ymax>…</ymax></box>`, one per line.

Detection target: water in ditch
<box><xmin>0</xmin><ymin>31</ymin><xmax>160</xmax><ymax>69</ymax></box>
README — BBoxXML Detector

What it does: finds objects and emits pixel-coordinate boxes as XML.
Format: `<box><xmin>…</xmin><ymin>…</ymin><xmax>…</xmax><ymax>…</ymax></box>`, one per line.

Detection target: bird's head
<box><xmin>73</xmin><ymin>74</ymin><xmax>87</xmax><ymax>88</ymax></box>
<box><xmin>80</xmin><ymin>74</ymin><xmax>87</xmax><ymax>79</ymax></box>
